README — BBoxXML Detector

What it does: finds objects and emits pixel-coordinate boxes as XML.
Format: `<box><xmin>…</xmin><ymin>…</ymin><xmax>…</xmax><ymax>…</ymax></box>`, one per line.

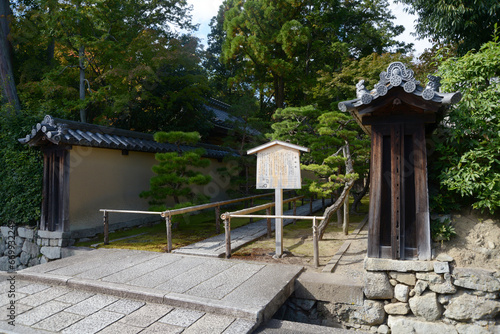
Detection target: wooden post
<box><xmin>266</xmin><ymin>208</ymin><xmax>272</xmax><ymax>238</ymax></box>
<box><xmin>215</xmin><ymin>205</ymin><xmax>221</xmax><ymax>234</ymax></box>
<box><xmin>313</xmin><ymin>216</ymin><xmax>319</xmax><ymax>268</ymax></box>
<box><xmin>165</xmin><ymin>216</ymin><xmax>172</xmax><ymax>253</ymax></box>
<box><xmin>275</xmin><ymin>188</ymin><xmax>283</xmax><ymax>257</ymax></box>
<box><xmin>224</xmin><ymin>215</ymin><xmax>231</xmax><ymax>258</ymax></box>
<box><xmin>292</xmin><ymin>200</ymin><xmax>297</xmax><ymax>224</ymax></box>
<box><xmin>343</xmin><ymin>191</ymin><xmax>350</xmax><ymax>235</ymax></box>
<box><xmin>250</xmin><ymin>199</ymin><xmax>254</xmax><ymax>223</ymax></box>
<box><xmin>103</xmin><ymin>211</ymin><xmax>109</xmax><ymax>245</ymax></box>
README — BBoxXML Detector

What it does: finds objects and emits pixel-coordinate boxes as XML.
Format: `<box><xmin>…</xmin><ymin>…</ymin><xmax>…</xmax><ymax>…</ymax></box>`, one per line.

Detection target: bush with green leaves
<box><xmin>0</xmin><ymin>111</ymin><xmax>43</xmax><ymax>225</ymax></box>
<box><xmin>432</xmin><ymin>36</ymin><xmax>500</xmax><ymax>213</ymax></box>
<box><xmin>140</xmin><ymin>131</ymin><xmax>212</xmax><ymax>212</ymax></box>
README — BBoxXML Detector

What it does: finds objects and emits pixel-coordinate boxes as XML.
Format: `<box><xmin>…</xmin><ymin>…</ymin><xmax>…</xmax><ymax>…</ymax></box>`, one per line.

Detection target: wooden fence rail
<box><xmin>222</xmin><ymin>211</ymin><xmax>324</xmax><ymax>267</ymax></box>
<box><xmin>99</xmin><ymin>190</ymin><xmax>299</xmax><ymax>251</ymax></box>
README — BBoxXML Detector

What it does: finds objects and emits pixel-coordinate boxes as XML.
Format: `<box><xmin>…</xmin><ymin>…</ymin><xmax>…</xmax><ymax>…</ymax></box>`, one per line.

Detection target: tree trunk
<box><xmin>317</xmin><ymin>141</ymin><xmax>356</xmax><ymax>240</ymax></box>
<box><xmin>0</xmin><ymin>0</ymin><xmax>20</xmax><ymax>114</ymax></box>
<box><xmin>79</xmin><ymin>45</ymin><xmax>86</xmax><ymax>123</ymax></box>
<box><xmin>351</xmin><ymin>172</ymin><xmax>370</xmax><ymax>214</ymax></box>
<box><xmin>273</xmin><ymin>74</ymin><xmax>285</xmax><ymax>109</ymax></box>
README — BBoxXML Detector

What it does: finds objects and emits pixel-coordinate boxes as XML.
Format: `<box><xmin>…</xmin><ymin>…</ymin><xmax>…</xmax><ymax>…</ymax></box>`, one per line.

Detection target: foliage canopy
<box><xmin>431</xmin><ymin>37</ymin><xmax>500</xmax><ymax>213</ymax></box>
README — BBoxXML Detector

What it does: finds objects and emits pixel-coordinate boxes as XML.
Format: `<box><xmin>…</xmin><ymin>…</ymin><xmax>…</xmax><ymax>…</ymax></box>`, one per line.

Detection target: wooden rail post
<box><xmin>343</xmin><ymin>191</ymin><xmax>350</xmax><ymax>235</ymax></box>
<box><xmin>266</xmin><ymin>208</ymin><xmax>272</xmax><ymax>238</ymax></box>
<box><xmin>103</xmin><ymin>210</ymin><xmax>109</xmax><ymax>245</ymax></box>
<box><xmin>215</xmin><ymin>205</ymin><xmax>221</xmax><ymax>234</ymax></box>
<box><xmin>224</xmin><ymin>214</ymin><xmax>231</xmax><ymax>258</ymax></box>
<box><xmin>293</xmin><ymin>200</ymin><xmax>297</xmax><ymax>224</ymax></box>
<box><xmin>250</xmin><ymin>199</ymin><xmax>254</xmax><ymax>223</ymax></box>
<box><xmin>313</xmin><ymin>216</ymin><xmax>319</xmax><ymax>268</ymax></box>
<box><xmin>165</xmin><ymin>215</ymin><xmax>172</xmax><ymax>253</ymax></box>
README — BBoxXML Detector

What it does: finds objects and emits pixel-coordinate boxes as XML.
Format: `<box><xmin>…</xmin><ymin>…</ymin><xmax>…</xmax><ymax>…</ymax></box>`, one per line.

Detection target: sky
<box><xmin>185</xmin><ymin>0</ymin><xmax>433</xmax><ymax>56</ymax></box>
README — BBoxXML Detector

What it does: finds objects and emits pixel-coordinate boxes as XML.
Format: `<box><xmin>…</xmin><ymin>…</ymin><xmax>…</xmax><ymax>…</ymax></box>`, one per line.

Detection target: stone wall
<box><xmin>0</xmin><ymin>225</ymin><xmax>71</xmax><ymax>271</ymax></box>
<box><xmin>362</xmin><ymin>256</ymin><xmax>500</xmax><ymax>333</ymax></box>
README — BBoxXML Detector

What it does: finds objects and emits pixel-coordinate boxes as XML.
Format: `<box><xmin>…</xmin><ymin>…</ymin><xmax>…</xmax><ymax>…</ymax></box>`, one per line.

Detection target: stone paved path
<box><xmin>0</xmin><ymin>277</ymin><xmax>255</xmax><ymax>334</ymax></box>
<box><xmin>174</xmin><ymin>199</ymin><xmax>331</xmax><ymax>257</ymax></box>
<box><xmin>1</xmin><ymin>249</ymin><xmax>303</xmax><ymax>333</ymax></box>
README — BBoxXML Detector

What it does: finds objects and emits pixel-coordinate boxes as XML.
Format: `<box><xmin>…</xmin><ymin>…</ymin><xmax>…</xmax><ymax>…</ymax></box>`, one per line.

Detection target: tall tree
<box><xmin>431</xmin><ymin>37</ymin><xmax>500</xmax><ymax>213</ymax></box>
<box><xmin>0</xmin><ymin>0</ymin><xmax>20</xmax><ymax>114</ymax></box>
<box><xmin>396</xmin><ymin>0</ymin><xmax>500</xmax><ymax>55</ymax></box>
<box><xmin>221</xmin><ymin>0</ymin><xmax>410</xmax><ymax>110</ymax></box>
<box><xmin>271</xmin><ymin>105</ymin><xmax>370</xmax><ymax>238</ymax></box>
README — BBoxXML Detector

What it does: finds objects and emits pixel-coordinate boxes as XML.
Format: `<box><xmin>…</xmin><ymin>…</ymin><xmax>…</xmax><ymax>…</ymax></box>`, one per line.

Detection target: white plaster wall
<box><xmin>68</xmin><ymin>146</ymin><xmax>234</xmax><ymax>232</ymax></box>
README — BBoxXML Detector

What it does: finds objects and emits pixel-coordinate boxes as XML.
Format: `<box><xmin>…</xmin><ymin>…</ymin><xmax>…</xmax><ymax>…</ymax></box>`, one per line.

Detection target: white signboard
<box><xmin>256</xmin><ymin>146</ymin><xmax>301</xmax><ymax>189</ymax></box>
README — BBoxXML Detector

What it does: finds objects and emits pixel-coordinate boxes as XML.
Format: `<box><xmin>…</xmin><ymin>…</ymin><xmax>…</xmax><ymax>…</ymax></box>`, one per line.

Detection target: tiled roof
<box><xmin>205</xmin><ymin>98</ymin><xmax>261</xmax><ymax>136</ymax></box>
<box><xmin>337</xmin><ymin>62</ymin><xmax>462</xmax><ymax>135</ymax></box>
<box><xmin>19</xmin><ymin>115</ymin><xmax>238</xmax><ymax>159</ymax></box>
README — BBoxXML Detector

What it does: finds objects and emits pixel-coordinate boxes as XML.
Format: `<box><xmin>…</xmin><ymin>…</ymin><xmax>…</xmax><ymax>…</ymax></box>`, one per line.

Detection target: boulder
<box><xmin>40</xmin><ymin>246</ymin><xmax>61</xmax><ymax>260</ymax></box>
<box><xmin>394</xmin><ymin>284</ymin><xmax>409</xmax><ymax>302</ymax></box>
<box><xmin>348</xmin><ymin>300</ymin><xmax>386</xmax><ymax>326</ymax></box>
<box><xmin>384</xmin><ymin>302</ymin><xmax>410</xmax><ymax>315</ymax></box>
<box><xmin>409</xmin><ymin>292</ymin><xmax>442</xmax><ymax>321</ymax></box>
<box><xmin>444</xmin><ymin>293</ymin><xmax>500</xmax><ymax>321</ymax></box>
<box><xmin>364</xmin><ymin>272</ymin><xmax>394</xmax><ymax>299</ymax></box>
<box><xmin>453</xmin><ymin>268</ymin><xmax>500</xmax><ymax>292</ymax></box>
<box><xmin>388</xmin><ymin>315</ymin><xmax>457</xmax><ymax>334</ymax></box>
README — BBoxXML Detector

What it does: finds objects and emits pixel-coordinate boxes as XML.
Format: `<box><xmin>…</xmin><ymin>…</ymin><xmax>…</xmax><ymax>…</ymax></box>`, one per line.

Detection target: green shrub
<box><xmin>0</xmin><ymin>111</ymin><xmax>43</xmax><ymax>225</ymax></box>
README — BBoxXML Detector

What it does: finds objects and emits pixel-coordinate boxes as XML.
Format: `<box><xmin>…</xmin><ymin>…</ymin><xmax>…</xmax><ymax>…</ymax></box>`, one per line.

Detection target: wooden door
<box><xmin>367</xmin><ymin>122</ymin><xmax>431</xmax><ymax>260</ymax></box>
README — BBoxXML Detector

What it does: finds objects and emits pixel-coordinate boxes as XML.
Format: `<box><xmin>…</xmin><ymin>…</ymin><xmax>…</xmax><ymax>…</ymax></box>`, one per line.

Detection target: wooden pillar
<box><xmin>414</xmin><ymin>126</ymin><xmax>431</xmax><ymax>260</ymax></box>
<box><xmin>391</xmin><ymin>124</ymin><xmax>402</xmax><ymax>259</ymax></box>
<box><xmin>368</xmin><ymin>129</ymin><xmax>383</xmax><ymax>258</ymax></box>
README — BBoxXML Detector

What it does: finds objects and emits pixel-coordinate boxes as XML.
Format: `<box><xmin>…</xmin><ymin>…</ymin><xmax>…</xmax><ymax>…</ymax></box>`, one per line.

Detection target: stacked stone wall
<box><xmin>361</xmin><ymin>257</ymin><xmax>500</xmax><ymax>333</ymax></box>
<box><xmin>0</xmin><ymin>225</ymin><xmax>71</xmax><ymax>271</ymax></box>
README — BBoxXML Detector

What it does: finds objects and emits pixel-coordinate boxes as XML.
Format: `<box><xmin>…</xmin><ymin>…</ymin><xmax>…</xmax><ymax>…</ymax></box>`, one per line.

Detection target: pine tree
<box><xmin>140</xmin><ymin>131</ymin><xmax>212</xmax><ymax>211</ymax></box>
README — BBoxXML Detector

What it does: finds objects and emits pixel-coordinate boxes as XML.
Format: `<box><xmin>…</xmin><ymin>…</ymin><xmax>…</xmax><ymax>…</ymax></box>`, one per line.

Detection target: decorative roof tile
<box><xmin>19</xmin><ymin>115</ymin><xmax>238</xmax><ymax>159</ymax></box>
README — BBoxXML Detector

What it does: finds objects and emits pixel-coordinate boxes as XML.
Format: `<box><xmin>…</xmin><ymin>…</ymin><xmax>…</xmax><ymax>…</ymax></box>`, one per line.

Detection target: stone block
<box><xmin>49</xmin><ymin>239</ymin><xmax>61</xmax><ymax>247</ymax></box>
<box><xmin>364</xmin><ymin>272</ymin><xmax>394</xmax><ymax>299</ymax></box>
<box><xmin>453</xmin><ymin>267</ymin><xmax>500</xmax><ymax>292</ymax></box>
<box><xmin>18</xmin><ymin>227</ymin><xmax>35</xmax><ymax>240</ymax></box>
<box><xmin>444</xmin><ymin>293</ymin><xmax>500</xmax><ymax>321</ymax></box>
<box><xmin>456</xmin><ymin>324</ymin><xmax>491</xmax><ymax>334</ymax></box>
<box><xmin>388</xmin><ymin>315</ymin><xmax>458</xmax><ymax>334</ymax></box>
<box><xmin>416</xmin><ymin>272</ymin><xmax>444</xmax><ymax>284</ymax></box>
<box><xmin>389</xmin><ymin>272</ymin><xmax>416</xmax><ymax>286</ymax></box>
<box><xmin>434</xmin><ymin>261</ymin><xmax>450</xmax><ymax>274</ymax></box>
<box><xmin>365</xmin><ymin>257</ymin><xmax>434</xmax><ymax>272</ymax></box>
<box><xmin>384</xmin><ymin>302</ymin><xmax>410</xmax><ymax>315</ymax></box>
<box><xmin>348</xmin><ymin>300</ymin><xmax>386</xmax><ymax>326</ymax></box>
<box><xmin>40</xmin><ymin>246</ymin><xmax>61</xmax><ymax>260</ymax></box>
<box><xmin>413</xmin><ymin>280</ymin><xmax>429</xmax><ymax>296</ymax></box>
<box><xmin>22</xmin><ymin>240</ymin><xmax>39</xmax><ymax>257</ymax></box>
<box><xmin>0</xmin><ymin>255</ymin><xmax>9</xmax><ymax>271</ymax></box>
<box><xmin>436</xmin><ymin>253</ymin><xmax>454</xmax><ymax>262</ymax></box>
<box><xmin>394</xmin><ymin>284</ymin><xmax>409</xmax><ymax>302</ymax></box>
<box><xmin>0</xmin><ymin>226</ymin><xmax>11</xmax><ymax>237</ymax></box>
<box><xmin>295</xmin><ymin>271</ymin><xmax>364</xmax><ymax>305</ymax></box>
<box><xmin>409</xmin><ymin>292</ymin><xmax>442</xmax><ymax>321</ymax></box>
<box><xmin>20</xmin><ymin>251</ymin><xmax>31</xmax><ymax>266</ymax></box>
